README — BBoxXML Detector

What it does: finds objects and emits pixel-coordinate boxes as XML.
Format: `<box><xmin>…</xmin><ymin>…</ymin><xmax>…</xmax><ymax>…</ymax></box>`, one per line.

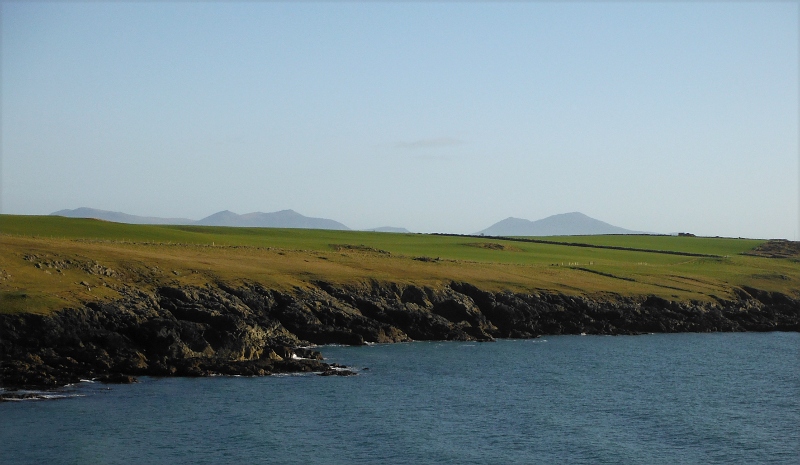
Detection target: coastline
<box><xmin>2</xmin><ymin>280</ymin><xmax>798</xmax><ymax>394</ymax></box>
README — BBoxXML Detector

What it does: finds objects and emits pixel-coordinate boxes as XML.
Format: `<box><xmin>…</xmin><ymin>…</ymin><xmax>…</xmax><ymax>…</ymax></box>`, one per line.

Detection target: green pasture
<box><xmin>532</xmin><ymin>234</ymin><xmax>764</xmax><ymax>257</ymax></box>
<box><xmin>0</xmin><ymin>215</ymin><xmax>765</xmax><ymax>264</ymax></box>
<box><xmin>1</xmin><ymin>215</ymin><xmax>798</xmax><ymax>314</ymax></box>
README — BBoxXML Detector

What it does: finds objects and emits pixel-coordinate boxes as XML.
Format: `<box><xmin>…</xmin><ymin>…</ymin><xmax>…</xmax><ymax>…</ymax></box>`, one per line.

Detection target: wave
<box><xmin>271</xmin><ymin>372</ymin><xmax>317</xmax><ymax>378</ymax></box>
<box><xmin>1</xmin><ymin>390</ymin><xmax>86</xmax><ymax>402</ymax></box>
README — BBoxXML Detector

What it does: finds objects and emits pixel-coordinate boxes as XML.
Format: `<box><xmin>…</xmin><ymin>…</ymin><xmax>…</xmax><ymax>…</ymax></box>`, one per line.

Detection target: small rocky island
<box><xmin>2</xmin><ymin>280</ymin><xmax>798</xmax><ymax>394</ymax></box>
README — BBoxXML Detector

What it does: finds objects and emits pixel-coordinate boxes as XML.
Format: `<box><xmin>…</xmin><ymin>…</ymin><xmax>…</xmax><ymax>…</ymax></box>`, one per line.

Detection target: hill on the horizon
<box><xmin>51</xmin><ymin>208</ymin><xmax>195</xmax><ymax>225</ymax></box>
<box><xmin>51</xmin><ymin>208</ymin><xmax>350</xmax><ymax>230</ymax></box>
<box><xmin>477</xmin><ymin>212</ymin><xmax>642</xmax><ymax>236</ymax></box>
<box><xmin>194</xmin><ymin>209</ymin><xmax>349</xmax><ymax>230</ymax></box>
<box><xmin>50</xmin><ymin>209</ymin><xmax>641</xmax><ymax>236</ymax></box>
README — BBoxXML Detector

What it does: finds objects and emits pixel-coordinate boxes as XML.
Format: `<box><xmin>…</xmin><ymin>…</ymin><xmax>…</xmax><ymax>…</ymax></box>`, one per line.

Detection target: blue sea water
<box><xmin>2</xmin><ymin>333</ymin><xmax>798</xmax><ymax>464</ymax></box>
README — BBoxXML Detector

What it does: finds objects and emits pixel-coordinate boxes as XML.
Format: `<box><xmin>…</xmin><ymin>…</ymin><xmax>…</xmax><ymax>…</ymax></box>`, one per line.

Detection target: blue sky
<box><xmin>2</xmin><ymin>1</ymin><xmax>797</xmax><ymax>238</ymax></box>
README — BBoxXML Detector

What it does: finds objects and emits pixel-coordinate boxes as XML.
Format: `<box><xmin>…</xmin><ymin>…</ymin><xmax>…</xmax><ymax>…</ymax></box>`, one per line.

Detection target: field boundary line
<box><xmin>433</xmin><ymin>233</ymin><xmax>722</xmax><ymax>258</ymax></box>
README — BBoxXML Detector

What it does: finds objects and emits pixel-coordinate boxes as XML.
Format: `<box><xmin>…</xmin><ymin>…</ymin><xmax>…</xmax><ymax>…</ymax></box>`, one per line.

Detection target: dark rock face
<box><xmin>2</xmin><ymin>281</ymin><xmax>798</xmax><ymax>390</ymax></box>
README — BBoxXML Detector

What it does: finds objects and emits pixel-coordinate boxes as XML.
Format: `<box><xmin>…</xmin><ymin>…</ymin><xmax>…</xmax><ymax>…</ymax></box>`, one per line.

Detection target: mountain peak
<box><xmin>477</xmin><ymin>212</ymin><xmax>639</xmax><ymax>236</ymax></box>
<box><xmin>196</xmin><ymin>210</ymin><xmax>349</xmax><ymax>230</ymax></box>
<box><xmin>51</xmin><ymin>207</ymin><xmax>349</xmax><ymax>230</ymax></box>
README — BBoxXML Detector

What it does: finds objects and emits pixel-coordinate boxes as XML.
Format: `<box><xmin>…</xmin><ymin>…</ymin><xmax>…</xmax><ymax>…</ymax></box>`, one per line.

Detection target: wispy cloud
<box><xmin>396</xmin><ymin>137</ymin><xmax>465</xmax><ymax>150</ymax></box>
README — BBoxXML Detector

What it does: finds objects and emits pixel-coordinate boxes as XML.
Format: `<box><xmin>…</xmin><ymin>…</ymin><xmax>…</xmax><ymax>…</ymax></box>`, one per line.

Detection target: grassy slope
<box><xmin>1</xmin><ymin>215</ymin><xmax>798</xmax><ymax>315</ymax></box>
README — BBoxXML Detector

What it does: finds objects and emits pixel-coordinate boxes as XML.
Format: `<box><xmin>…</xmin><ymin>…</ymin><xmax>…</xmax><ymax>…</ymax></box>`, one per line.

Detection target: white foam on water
<box><xmin>1</xmin><ymin>390</ymin><xmax>86</xmax><ymax>402</ymax></box>
<box><xmin>39</xmin><ymin>393</ymin><xmax>85</xmax><ymax>400</ymax></box>
<box><xmin>271</xmin><ymin>372</ymin><xmax>315</xmax><ymax>378</ymax></box>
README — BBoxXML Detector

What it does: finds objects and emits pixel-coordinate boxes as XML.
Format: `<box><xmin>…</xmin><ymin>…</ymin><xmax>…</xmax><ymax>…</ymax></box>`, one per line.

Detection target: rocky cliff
<box><xmin>2</xmin><ymin>281</ymin><xmax>798</xmax><ymax>390</ymax></box>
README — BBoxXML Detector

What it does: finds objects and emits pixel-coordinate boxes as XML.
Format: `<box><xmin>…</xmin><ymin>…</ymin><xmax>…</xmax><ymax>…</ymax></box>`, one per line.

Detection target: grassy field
<box><xmin>1</xmin><ymin>215</ymin><xmax>798</xmax><ymax>314</ymax></box>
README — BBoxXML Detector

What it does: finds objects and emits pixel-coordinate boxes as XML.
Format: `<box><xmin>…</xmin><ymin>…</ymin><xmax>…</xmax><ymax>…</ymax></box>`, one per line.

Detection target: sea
<box><xmin>2</xmin><ymin>332</ymin><xmax>798</xmax><ymax>464</ymax></box>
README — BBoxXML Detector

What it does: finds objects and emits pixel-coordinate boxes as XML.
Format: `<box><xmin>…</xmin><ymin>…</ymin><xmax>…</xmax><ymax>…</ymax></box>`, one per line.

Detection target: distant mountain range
<box><xmin>194</xmin><ymin>210</ymin><xmax>349</xmax><ymax>230</ymax></box>
<box><xmin>52</xmin><ymin>208</ymin><xmax>349</xmax><ymax>230</ymax></box>
<box><xmin>476</xmin><ymin>212</ymin><xmax>641</xmax><ymax>236</ymax></box>
<box><xmin>51</xmin><ymin>208</ymin><xmax>643</xmax><ymax>236</ymax></box>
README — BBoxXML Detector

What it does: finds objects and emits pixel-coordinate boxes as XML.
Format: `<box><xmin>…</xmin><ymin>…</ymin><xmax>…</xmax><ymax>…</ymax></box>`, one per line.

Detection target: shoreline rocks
<box><xmin>2</xmin><ymin>281</ymin><xmax>798</xmax><ymax>392</ymax></box>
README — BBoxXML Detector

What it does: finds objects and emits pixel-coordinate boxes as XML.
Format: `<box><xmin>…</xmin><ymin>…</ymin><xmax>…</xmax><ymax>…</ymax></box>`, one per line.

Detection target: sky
<box><xmin>1</xmin><ymin>1</ymin><xmax>798</xmax><ymax>239</ymax></box>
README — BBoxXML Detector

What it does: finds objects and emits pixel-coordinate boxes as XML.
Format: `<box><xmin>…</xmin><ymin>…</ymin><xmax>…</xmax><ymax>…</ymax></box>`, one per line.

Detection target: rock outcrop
<box><xmin>2</xmin><ymin>281</ymin><xmax>798</xmax><ymax>390</ymax></box>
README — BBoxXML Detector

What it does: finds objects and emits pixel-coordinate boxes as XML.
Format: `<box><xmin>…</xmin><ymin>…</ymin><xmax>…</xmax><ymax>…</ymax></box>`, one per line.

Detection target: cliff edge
<box><xmin>2</xmin><ymin>281</ymin><xmax>797</xmax><ymax>391</ymax></box>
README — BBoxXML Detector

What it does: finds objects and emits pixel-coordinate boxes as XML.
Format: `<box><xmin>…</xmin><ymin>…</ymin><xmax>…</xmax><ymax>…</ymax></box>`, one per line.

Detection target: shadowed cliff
<box><xmin>2</xmin><ymin>281</ymin><xmax>797</xmax><ymax>390</ymax></box>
